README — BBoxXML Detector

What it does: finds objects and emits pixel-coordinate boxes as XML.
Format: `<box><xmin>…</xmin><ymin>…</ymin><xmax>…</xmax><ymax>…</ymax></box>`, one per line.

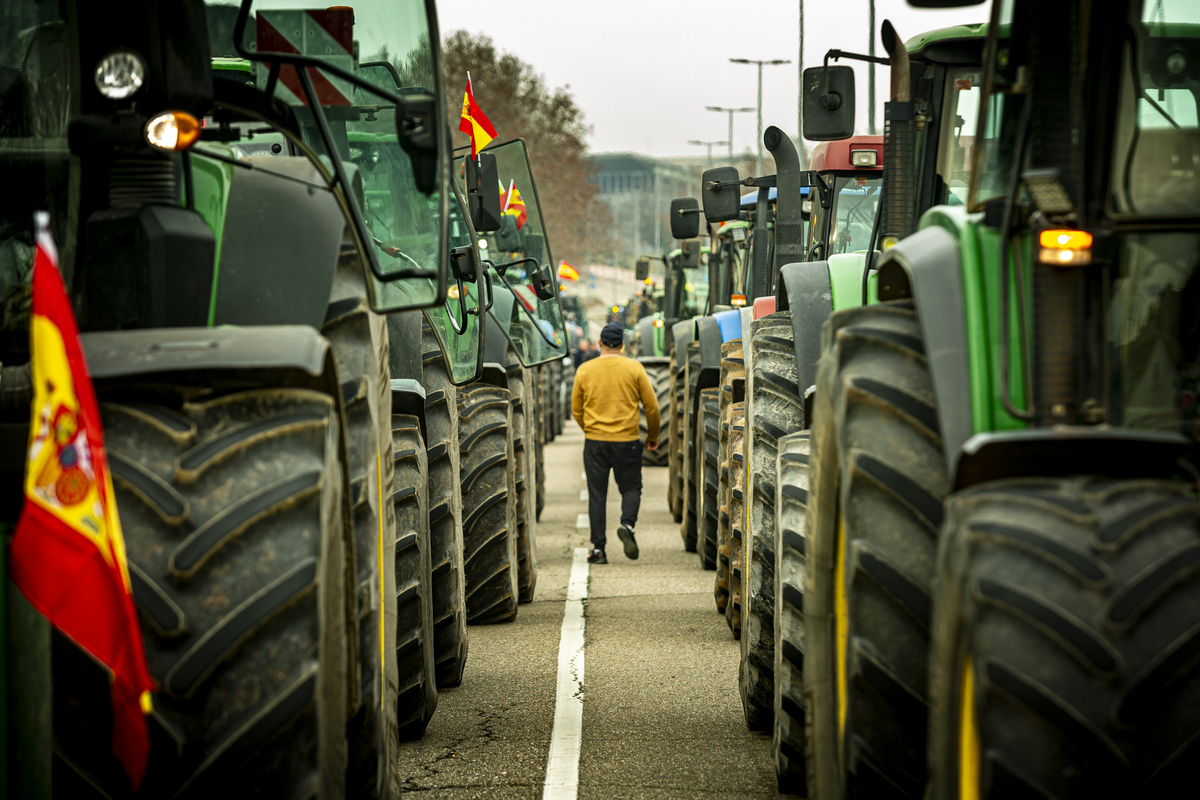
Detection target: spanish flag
<box><xmin>458</xmin><ymin>73</ymin><xmax>497</xmax><ymax>158</ymax></box>
<box><xmin>503</xmin><ymin>180</ymin><xmax>528</xmax><ymax>230</ymax></box>
<box><xmin>9</xmin><ymin>213</ymin><xmax>155</xmax><ymax>787</ymax></box>
<box><xmin>558</xmin><ymin>261</ymin><xmax>580</xmax><ymax>282</ymax></box>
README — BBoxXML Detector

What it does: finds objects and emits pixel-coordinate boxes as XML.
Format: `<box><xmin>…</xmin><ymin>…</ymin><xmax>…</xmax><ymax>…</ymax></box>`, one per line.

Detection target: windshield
<box><xmin>422</xmin><ymin>183</ymin><xmax>483</xmax><ymax>384</ymax></box>
<box><xmin>221</xmin><ymin>0</ymin><xmax>449</xmax><ymax>312</ymax></box>
<box><xmin>939</xmin><ymin>66</ymin><xmax>983</xmax><ymax>207</ymax></box>
<box><xmin>828</xmin><ymin>176</ymin><xmax>883</xmax><ymax>255</ymax></box>
<box><xmin>455</xmin><ymin>138</ymin><xmax>567</xmax><ymax>366</ymax></box>
<box><xmin>0</xmin><ymin>0</ymin><xmax>72</xmax><ymax>343</ymax></box>
<box><xmin>1109</xmin><ymin>6</ymin><xmax>1200</xmax><ymax>217</ymax></box>
<box><xmin>681</xmin><ymin>257</ymin><xmax>709</xmax><ymax>318</ymax></box>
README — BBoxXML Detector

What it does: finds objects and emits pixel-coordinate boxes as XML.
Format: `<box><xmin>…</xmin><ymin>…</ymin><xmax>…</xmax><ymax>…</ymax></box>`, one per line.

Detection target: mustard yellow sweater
<box><xmin>571</xmin><ymin>355</ymin><xmax>660</xmax><ymax>442</ymax></box>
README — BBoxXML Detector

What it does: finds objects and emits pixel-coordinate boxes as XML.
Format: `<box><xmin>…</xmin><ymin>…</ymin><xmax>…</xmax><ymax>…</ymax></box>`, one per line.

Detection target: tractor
<box><xmin>0</xmin><ymin>0</ymin><xmax>534</xmax><ymax>796</ymax></box>
<box><xmin>797</xmin><ymin>1</ymin><xmax>1200</xmax><ymax>798</ymax></box>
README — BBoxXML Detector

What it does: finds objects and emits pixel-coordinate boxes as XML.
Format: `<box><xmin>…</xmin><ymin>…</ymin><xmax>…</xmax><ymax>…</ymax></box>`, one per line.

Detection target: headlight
<box><xmin>146</xmin><ymin>111</ymin><xmax>201</xmax><ymax>151</ymax></box>
<box><xmin>850</xmin><ymin>149</ymin><xmax>878</xmax><ymax>167</ymax></box>
<box><xmin>95</xmin><ymin>50</ymin><xmax>146</xmax><ymax>100</ymax></box>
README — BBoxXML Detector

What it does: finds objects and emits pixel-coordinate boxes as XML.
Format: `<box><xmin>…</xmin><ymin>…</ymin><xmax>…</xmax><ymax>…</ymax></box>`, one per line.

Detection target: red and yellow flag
<box><xmin>9</xmin><ymin>213</ymin><xmax>155</xmax><ymax>787</ymax></box>
<box><xmin>458</xmin><ymin>74</ymin><xmax>497</xmax><ymax>158</ymax></box>
<box><xmin>503</xmin><ymin>180</ymin><xmax>528</xmax><ymax>230</ymax></box>
<box><xmin>558</xmin><ymin>261</ymin><xmax>580</xmax><ymax>282</ymax></box>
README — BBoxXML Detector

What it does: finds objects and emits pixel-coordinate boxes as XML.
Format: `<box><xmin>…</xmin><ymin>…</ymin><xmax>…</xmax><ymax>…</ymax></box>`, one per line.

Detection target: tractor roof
<box><xmin>809</xmin><ymin>136</ymin><xmax>883</xmax><ymax>174</ymax></box>
<box><xmin>906</xmin><ymin>23</ymin><xmax>988</xmax><ymax>56</ymax></box>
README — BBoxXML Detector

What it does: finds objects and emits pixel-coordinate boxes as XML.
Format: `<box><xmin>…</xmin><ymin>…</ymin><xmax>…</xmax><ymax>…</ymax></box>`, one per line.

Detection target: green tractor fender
<box><xmin>636</xmin><ymin>316</ymin><xmax>667</xmax><ymax>358</ymax></box>
<box><xmin>390</xmin><ymin>378</ymin><xmax>428</xmax><ymax>443</ymax></box>
<box><xmin>776</xmin><ymin>260</ymin><xmax>834</xmax><ymax>417</ymax></box>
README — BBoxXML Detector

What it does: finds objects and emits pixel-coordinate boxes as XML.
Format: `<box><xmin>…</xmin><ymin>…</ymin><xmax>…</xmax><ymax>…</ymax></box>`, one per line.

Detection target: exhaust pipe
<box><xmin>880</xmin><ymin>20</ymin><xmax>915</xmax><ymax>245</ymax></box>
<box><xmin>764</xmin><ymin>125</ymin><xmax>805</xmax><ymax>298</ymax></box>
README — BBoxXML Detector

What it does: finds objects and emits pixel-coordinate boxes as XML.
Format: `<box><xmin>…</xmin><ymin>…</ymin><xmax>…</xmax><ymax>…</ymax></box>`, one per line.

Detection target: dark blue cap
<box><xmin>600</xmin><ymin>321</ymin><xmax>624</xmax><ymax>347</ymax></box>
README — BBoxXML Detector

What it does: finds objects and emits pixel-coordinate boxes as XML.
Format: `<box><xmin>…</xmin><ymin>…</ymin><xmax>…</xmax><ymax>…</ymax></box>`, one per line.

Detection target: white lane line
<box><xmin>575</xmin><ymin>512</ymin><xmax>588</xmax><ymax>529</ymax></box>
<box><xmin>579</xmin><ymin>489</ymin><xmax>588</xmax><ymax>502</ymax></box>
<box><xmin>580</xmin><ymin>470</ymin><xmax>586</xmax><ymax>481</ymax></box>
<box><xmin>543</xmin><ymin>547</ymin><xmax>589</xmax><ymax>800</ymax></box>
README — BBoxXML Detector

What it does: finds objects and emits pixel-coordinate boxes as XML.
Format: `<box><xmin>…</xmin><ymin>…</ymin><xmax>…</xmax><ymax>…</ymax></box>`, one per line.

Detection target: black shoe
<box><xmin>587</xmin><ymin>548</ymin><xmax>607</xmax><ymax>564</ymax></box>
<box><xmin>617</xmin><ymin>525</ymin><xmax>639</xmax><ymax>560</ymax></box>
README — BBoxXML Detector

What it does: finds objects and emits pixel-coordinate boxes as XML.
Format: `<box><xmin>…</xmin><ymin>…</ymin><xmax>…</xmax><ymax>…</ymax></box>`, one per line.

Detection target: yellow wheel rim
<box><xmin>959</xmin><ymin>654</ymin><xmax>981</xmax><ymax>800</ymax></box>
<box><xmin>835</xmin><ymin>516</ymin><xmax>849</xmax><ymax>744</ymax></box>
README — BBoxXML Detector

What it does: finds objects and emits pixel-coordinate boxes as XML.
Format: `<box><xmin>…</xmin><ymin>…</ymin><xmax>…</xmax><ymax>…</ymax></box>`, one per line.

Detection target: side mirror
<box><xmin>681</xmin><ymin>239</ymin><xmax>701</xmax><ymax>269</ymax></box>
<box><xmin>635</xmin><ymin>257</ymin><xmax>651</xmax><ymax>281</ymax></box>
<box><xmin>669</xmin><ymin>197</ymin><xmax>700</xmax><ymax>240</ymax></box>
<box><xmin>701</xmin><ymin>166</ymin><xmax>741</xmax><ymax>223</ymax></box>
<box><xmin>466</xmin><ymin>152</ymin><xmax>502</xmax><ymax>232</ymax></box>
<box><xmin>532</xmin><ymin>265</ymin><xmax>555</xmax><ymax>300</ymax></box>
<box><xmin>396</xmin><ymin>94</ymin><xmax>439</xmax><ymax>195</ymax></box>
<box><xmin>494</xmin><ymin>212</ymin><xmax>522</xmax><ymax>251</ymax></box>
<box><xmin>450</xmin><ymin>245</ymin><xmax>479</xmax><ymax>282</ymax></box>
<box><xmin>803</xmin><ymin>65</ymin><xmax>856</xmax><ymax>141</ymax></box>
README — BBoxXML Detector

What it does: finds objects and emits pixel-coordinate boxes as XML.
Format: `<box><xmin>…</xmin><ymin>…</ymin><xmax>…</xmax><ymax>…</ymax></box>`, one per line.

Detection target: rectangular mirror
<box><xmin>803</xmin><ymin>65</ymin><xmax>856</xmax><ymax>140</ymax></box>
<box><xmin>635</xmin><ymin>257</ymin><xmax>651</xmax><ymax>281</ymax></box>
<box><xmin>669</xmin><ymin>197</ymin><xmax>701</xmax><ymax>240</ymax></box>
<box><xmin>701</xmin><ymin>167</ymin><xmax>741</xmax><ymax>223</ymax></box>
<box><xmin>466</xmin><ymin>152</ymin><xmax>503</xmax><ymax>232</ymax></box>
<box><xmin>681</xmin><ymin>238</ymin><xmax>702</xmax><ymax>269</ymax></box>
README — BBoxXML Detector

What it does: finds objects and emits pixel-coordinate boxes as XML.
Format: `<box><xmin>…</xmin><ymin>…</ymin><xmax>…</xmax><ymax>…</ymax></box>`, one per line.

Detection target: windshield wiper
<box><xmin>1142</xmin><ymin>90</ymin><xmax>1182</xmax><ymax>130</ymax></box>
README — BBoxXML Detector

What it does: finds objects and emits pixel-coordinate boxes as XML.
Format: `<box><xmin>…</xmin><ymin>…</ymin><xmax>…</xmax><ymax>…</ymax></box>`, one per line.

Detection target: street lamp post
<box><xmin>688</xmin><ymin>139</ymin><xmax>730</xmax><ymax>167</ymax></box>
<box><xmin>729</xmin><ymin>57</ymin><xmax>791</xmax><ymax>177</ymax></box>
<box><xmin>705</xmin><ymin>105</ymin><xmax>754</xmax><ymax>163</ymax></box>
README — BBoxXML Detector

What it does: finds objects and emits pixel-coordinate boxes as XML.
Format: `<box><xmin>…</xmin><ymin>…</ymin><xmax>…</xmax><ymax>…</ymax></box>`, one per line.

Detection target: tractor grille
<box><xmin>108</xmin><ymin>153</ymin><xmax>176</xmax><ymax>208</ymax></box>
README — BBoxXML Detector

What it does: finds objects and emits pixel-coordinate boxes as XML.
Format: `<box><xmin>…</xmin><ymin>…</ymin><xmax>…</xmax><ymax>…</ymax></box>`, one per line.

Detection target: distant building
<box><xmin>590</xmin><ymin>150</ymin><xmax>762</xmax><ymax>265</ymax></box>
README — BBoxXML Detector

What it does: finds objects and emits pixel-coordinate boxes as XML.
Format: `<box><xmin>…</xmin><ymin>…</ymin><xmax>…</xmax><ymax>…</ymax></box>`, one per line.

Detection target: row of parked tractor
<box><xmin>635</xmin><ymin>4</ymin><xmax>1200</xmax><ymax>799</ymax></box>
<box><xmin>0</xmin><ymin>0</ymin><xmax>578</xmax><ymax>796</ymax></box>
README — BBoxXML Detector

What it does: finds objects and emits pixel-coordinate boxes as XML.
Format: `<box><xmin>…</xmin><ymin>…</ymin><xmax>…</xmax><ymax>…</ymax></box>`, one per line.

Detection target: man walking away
<box><xmin>572</xmin><ymin>321</ymin><xmax>660</xmax><ymax>564</ymax></box>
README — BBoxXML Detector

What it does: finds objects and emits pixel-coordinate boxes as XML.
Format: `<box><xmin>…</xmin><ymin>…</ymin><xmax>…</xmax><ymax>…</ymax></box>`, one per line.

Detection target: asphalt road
<box><xmin>396</xmin><ymin>419</ymin><xmax>798</xmax><ymax>798</ymax></box>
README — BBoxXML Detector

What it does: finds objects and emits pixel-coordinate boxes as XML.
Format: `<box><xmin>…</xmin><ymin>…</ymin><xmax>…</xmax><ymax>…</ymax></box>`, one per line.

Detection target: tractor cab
<box><xmin>804</xmin><ymin>137</ymin><xmax>884</xmax><ymax>261</ymax></box>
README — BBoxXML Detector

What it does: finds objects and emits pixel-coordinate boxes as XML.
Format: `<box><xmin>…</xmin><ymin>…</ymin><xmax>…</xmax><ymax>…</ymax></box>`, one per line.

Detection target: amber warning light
<box><xmin>1038</xmin><ymin>229</ymin><xmax>1093</xmax><ymax>266</ymax></box>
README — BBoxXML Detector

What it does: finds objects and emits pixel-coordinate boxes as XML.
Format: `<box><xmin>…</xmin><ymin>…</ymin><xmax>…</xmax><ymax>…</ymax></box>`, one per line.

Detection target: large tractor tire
<box><xmin>680</xmin><ymin>340</ymin><xmax>702</xmax><ymax>552</ymax></box>
<box><xmin>806</xmin><ymin>302</ymin><xmax>948</xmax><ymax>800</ymax></box>
<box><xmin>714</xmin><ymin>342</ymin><xmax>745</xmax><ymax>613</ymax></box>
<box><xmin>773</xmin><ymin>431</ymin><xmax>811</xmax><ymax>794</ymax></box>
<box><xmin>419</xmin><ymin>320</ymin><xmax>469</xmax><ymax>689</ymax></box>
<box><xmin>667</xmin><ymin>342</ymin><xmax>684</xmax><ymax>522</ymax></box>
<box><xmin>696</xmin><ymin>387</ymin><xmax>722</xmax><ymax>571</ymax></box>
<box><xmin>741</xmin><ymin>311</ymin><xmax>801</xmax><ymax>732</ymax></box>
<box><xmin>324</xmin><ymin>268</ymin><xmax>434</xmax><ymax>794</ymax></box>
<box><xmin>57</xmin><ymin>387</ymin><xmax>350</xmax><ymax>798</ymax></box>
<box><xmin>506</xmin><ymin>362</ymin><xmax>538</xmax><ymax>603</ymax></box>
<box><xmin>534</xmin><ymin>365</ymin><xmax>547</xmax><ymax>521</ymax></box>
<box><xmin>640</xmin><ymin>360</ymin><xmax>670</xmax><ymax>467</ymax></box>
<box><xmin>928</xmin><ymin>477</ymin><xmax>1200</xmax><ymax>800</ymax></box>
<box><xmin>389</xmin><ymin>416</ymin><xmax>437</xmax><ymax>742</ymax></box>
<box><xmin>459</xmin><ymin>384</ymin><xmax>519</xmax><ymax>624</ymax></box>
<box><xmin>725</xmin><ymin>403</ymin><xmax>747</xmax><ymax>639</ymax></box>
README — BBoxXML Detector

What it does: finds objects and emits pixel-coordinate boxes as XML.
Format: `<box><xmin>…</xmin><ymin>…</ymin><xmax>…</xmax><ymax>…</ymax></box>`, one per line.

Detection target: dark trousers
<box><xmin>583</xmin><ymin>439</ymin><xmax>642</xmax><ymax>549</ymax></box>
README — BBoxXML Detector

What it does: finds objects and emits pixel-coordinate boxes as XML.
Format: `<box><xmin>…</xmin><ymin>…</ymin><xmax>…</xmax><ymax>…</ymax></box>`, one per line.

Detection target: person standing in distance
<box><xmin>572</xmin><ymin>321</ymin><xmax>660</xmax><ymax>564</ymax></box>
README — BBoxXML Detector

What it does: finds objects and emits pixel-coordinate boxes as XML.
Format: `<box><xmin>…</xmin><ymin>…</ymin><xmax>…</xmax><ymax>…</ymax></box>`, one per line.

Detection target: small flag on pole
<box><xmin>503</xmin><ymin>180</ymin><xmax>528</xmax><ymax>230</ymax></box>
<box><xmin>9</xmin><ymin>212</ymin><xmax>155</xmax><ymax>788</ymax></box>
<box><xmin>558</xmin><ymin>261</ymin><xmax>580</xmax><ymax>282</ymax></box>
<box><xmin>458</xmin><ymin>73</ymin><xmax>497</xmax><ymax>158</ymax></box>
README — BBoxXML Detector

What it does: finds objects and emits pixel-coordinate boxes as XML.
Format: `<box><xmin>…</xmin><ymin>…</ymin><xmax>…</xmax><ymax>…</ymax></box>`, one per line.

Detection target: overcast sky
<box><xmin>438</xmin><ymin>0</ymin><xmax>990</xmax><ymax>159</ymax></box>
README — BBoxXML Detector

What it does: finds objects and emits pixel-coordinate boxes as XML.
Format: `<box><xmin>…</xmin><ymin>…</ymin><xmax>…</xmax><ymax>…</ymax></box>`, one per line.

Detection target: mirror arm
<box><xmin>823</xmin><ymin>49</ymin><xmax>891</xmax><ymax>69</ymax></box>
<box><xmin>490</xmin><ymin>267</ymin><xmax>560</xmax><ymax>349</ymax></box>
<box><xmin>483</xmin><ymin>271</ymin><xmax>495</xmax><ymax>312</ymax></box>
